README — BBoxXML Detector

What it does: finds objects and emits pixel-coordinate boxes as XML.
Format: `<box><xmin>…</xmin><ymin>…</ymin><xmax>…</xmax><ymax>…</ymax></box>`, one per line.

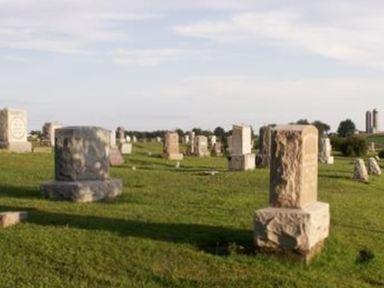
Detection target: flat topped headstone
<box><xmin>163</xmin><ymin>131</ymin><xmax>183</xmax><ymax>160</ymax></box>
<box><xmin>42</xmin><ymin>126</ymin><xmax>122</xmax><ymax>202</ymax></box>
<box><xmin>270</xmin><ymin>125</ymin><xmax>318</xmax><ymax>208</ymax></box>
<box><xmin>231</xmin><ymin>124</ymin><xmax>252</xmax><ymax>155</ymax></box>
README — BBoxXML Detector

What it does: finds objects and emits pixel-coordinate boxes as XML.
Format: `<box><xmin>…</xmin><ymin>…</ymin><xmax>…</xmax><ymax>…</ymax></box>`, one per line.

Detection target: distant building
<box><xmin>366</xmin><ymin>108</ymin><xmax>379</xmax><ymax>134</ymax></box>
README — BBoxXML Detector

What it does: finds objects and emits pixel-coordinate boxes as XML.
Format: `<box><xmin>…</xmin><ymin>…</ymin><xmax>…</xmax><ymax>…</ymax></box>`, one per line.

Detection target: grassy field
<box><xmin>0</xmin><ymin>142</ymin><xmax>384</xmax><ymax>287</ymax></box>
<box><xmin>366</xmin><ymin>134</ymin><xmax>384</xmax><ymax>149</ymax></box>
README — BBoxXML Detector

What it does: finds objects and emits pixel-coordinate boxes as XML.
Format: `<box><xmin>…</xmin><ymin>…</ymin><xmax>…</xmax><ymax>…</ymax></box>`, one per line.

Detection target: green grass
<box><xmin>366</xmin><ymin>134</ymin><xmax>384</xmax><ymax>149</ymax></box>
<box><xmin>1</xmin><ymin>143</ymin><xmax>384</xmax><ymax>287</ymax></box>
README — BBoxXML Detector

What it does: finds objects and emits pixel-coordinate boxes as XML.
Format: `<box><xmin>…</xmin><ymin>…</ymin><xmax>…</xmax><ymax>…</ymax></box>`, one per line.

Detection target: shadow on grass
<box><xmin>0</xmin><ymin>204</ymin><xmax>253</xmax><ymax>256</ymax></box>
<box><xmin>0</xmin><ymin>185</ymin><xmax>41</xmax><ymax>199</ymax></box>
<box><xmin>318</xmin><ymin>173</ymin><xmax>351</xmax><ymax>180</ymax></box>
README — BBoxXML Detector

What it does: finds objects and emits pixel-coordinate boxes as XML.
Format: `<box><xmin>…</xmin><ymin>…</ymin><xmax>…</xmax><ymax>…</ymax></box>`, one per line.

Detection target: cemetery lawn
<box><xmin>1</xmin><ymin>143</ymin><xmax>384</xmax><ymax>288</ymax></box>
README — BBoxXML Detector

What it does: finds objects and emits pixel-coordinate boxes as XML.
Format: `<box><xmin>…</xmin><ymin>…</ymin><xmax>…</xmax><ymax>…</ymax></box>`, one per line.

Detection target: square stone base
<box><xmin>164</xmin><ymin>153</ymin><xmax>183</xmax><ymax>160</ymax></box>
<box><xmin>254</xmin><ymin>202</ymin><xmax>330</xmax><ymax>262</ymax></box>
<box><xmin>41</xmin><ymin>179</ymin><xmax>122</xmax><ymax>203</ymax></box>
<box><xmin>229</xmin><ymin>154</ymin><xmax>255</xmax><ymax>171</ymax></box>
<box><xmin>0</xmin><ymin>141</ymin><xmax>32</xmax><ymax>153</ymax></box>
<box><xmin>0</xmin><ymin>211</ymin><xmax>28</xmax><ymax>228</ymax></box>
<box><xmin>119</xmin><ymin>143</ymin><xmax>132</xmax><ymax>154</ymax></box>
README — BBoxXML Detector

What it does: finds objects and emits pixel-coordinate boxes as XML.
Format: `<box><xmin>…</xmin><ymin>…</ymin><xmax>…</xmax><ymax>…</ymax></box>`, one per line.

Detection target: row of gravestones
<box><xmin>0</xmin><ymin>124</ymin><xmax>323</xmax><ymax>262</ymax></box>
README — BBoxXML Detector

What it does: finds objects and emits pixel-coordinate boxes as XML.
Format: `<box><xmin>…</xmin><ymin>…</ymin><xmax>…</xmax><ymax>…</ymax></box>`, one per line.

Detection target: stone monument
<box><xmin>195</xmin><ymin>135</ymin><xmax>210</xmax><ymax>157</ymax></box>
<box><xmin>256</xmin><ymin>125</ymin><xmax>272</xmax><ymax>168</ymax></box>
<box><xmin>163</xmin><ymin>131</ymin><xmax>183</xmax><ymax>160</ymax></box>
<box><xmin>0</xmin><ymin>108</ymin><xmax>32</xmax><ymax>152</ymax></box>
<box><xmin>367</xmin><ymin>157</ymin><xmax>381</xmax><ymax>176</ymax></box>
<box><xmin>116</xmin><ymin>127</ymin><xmax>132</xmax><ymax>155</ymax></box>
<box><xmin>353</xmin><ymin>159</ymin><xmax>369</xmax><ymax>182</ymax></box>
<box><xmin>42</xmin><ymin>121</ymin><xmax>62</xmax><ymax>147</ymax></box>
<box><xmin>109</xmin><ymin>130</ymin><xmax>124</xmax><ymax>166</ymax></box>
<box><xmin>319</xmin><ymin>137</ymin><xmax>334</xmax><ymax>164</ymax></box>
<box><xmin>0</xmin><ymin>211</ymin><xmax>28</xmax><ymax>228</ymax></box>
<box><xmin>228</xmin><ymin>124</ymin><xmax>255</xmax><ymax>171</ymax></box>
<box><xmin>254</xmin><ymin>125</ymin><xmax>330</xmax><ymax>262</ymax></box>
<box><xmin>211</xmin><ymin>141</ymin><xmax>223</xmax><ymax>157</ymax></box>
<box><xmin>41</xmin><ymin>126</ymin><xmax>122</xmax><ymax>202</ymax></box>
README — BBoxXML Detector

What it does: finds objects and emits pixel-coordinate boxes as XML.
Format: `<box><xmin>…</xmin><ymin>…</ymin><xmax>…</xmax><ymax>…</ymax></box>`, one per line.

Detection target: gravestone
<box><xmin>109</xmin><ymin>131</ymin><xmax>124</xmax><ymax>166</ymax></box>
<box><xmin>0</xmin><ymin>108</ymin><xmax>32</xmax><ymax>152</ymax></box>
<box><xmin>256</xmin><ymin>125</ymin><xmax>272</xmax><ymax>168</ymax></box>
<box><xmin>209</xmin><ymin>135</ymin><xmax>217</xmax><ymax>148</ymax></box>
<box><xmin>195</xmin><ymin>135</ymin><xmax>210</xmax><ymax>157</ymax></box>
<box><xmin>116</xmin><ymin>127</ymin><xmax>132</xmax><ymax>154</ymax></box>
<box><xmin>254</xmin><ymin>125</ymin><xmax>330</xmax><ymax>262</ymax></box>
<box><xmin>212</xmin><ymin>141</ymin><xmax>223</xmax><ymax>157</ymax></box>
<box><xmin>319</xmin><ymin>138</ymin><xmax>334</xmax><ymax>164</ymax></box>
<box><xmin>41</xmin><ymin>126</ymin><xmax>122</xmax><ymax>202</ymax></box>
<box><xmin>228</xmin><ymin>124</ymin><xmax>255</xmax><ymax>171</ymax></box>
<box><xmin>183</xmin><ymin>134</ymin><xmax>190</xmax><ymax>145</ymax></box>
<box><xmin>353</xmin><ymin>159</ymin><xmax>369</xmax><ymax>182</ymax></box>
<box><xmin>163</xmin><ymin>131</ymin><xmax>183</xmax><ymax>160</ymax></box>
<box><xmin>42</xmin><ymin>122</ymin><xmax>62</xmax><ymax>147</ymax></box>
<box><xmin>369</xmin><ymin>142</ymin><xmax>376</xmax><ymax>153</ymax></box>
<box><xmin>367</xmin><ymin>157</ymin><xmax>381</xmax><ymax>176</ymax></box>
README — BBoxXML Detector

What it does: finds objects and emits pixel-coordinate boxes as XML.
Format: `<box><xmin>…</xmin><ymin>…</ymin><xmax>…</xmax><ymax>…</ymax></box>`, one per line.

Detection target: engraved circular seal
<box><xmin>10</xmin><ymin>117</ymin><xmax>26</xmax><ymax>140</ymax></box>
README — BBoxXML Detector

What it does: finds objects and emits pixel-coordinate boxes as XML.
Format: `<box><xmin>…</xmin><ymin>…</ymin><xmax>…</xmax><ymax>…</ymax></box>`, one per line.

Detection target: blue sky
<box><xmin>0</xmin><ymin>0</ymin><xmax>383</xmax><ymax>132</ymax></box>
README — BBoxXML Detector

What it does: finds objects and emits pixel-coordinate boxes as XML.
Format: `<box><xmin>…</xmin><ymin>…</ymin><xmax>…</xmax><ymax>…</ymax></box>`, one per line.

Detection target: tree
<box><xmin>337</xmin><ymin>119</ymin><xmax>356</xmax><ymax>137</ymax></box>
<box><xmin>213</xmin><ymin>126</ymin><xmax>226</xmax><ymax>140</ymax></box>
<box><xmin>312</xmin><ymin>120</ymin><xmax>331</xmax><ymax>137</ymax></box>
<box><xmin>296</xmin><ymin>119</ymin><xmax>310</xmax><ymax>125</ymax></box>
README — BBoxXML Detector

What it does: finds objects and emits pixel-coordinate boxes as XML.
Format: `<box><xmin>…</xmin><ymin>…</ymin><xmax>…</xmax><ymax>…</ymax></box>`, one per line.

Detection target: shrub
<box><xmin>379</xmin><ymin>150</ymin><xmax>384</xmax><ymax>159</ymax></box>
<box><xmin>340</xmin><ymin>136</ymin><xmax>367</xmax><ymax>157</ymax></box>
<box><xmin>330</xmin><ymin>136</ymin><xmax>344</xmax><ymax>152</ymax></box>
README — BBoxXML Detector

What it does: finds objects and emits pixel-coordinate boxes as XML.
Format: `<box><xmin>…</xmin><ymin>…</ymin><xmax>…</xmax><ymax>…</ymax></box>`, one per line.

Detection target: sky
<box><xmin>0</xmin><ymin>0</ymin><xmax>383</xmax><ymax>132</ymax></box>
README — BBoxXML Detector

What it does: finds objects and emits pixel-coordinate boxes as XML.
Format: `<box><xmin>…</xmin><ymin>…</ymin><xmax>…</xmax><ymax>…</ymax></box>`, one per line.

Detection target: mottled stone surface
<box><xmin>270</xmin><ymin>125</ymin><xmax>318</xmax><ymax>209</ymax></box>
<box><xmin>367</xmin><ymin>157</ymin><xmax>381</xmax><ymax>176</ymax></box>
<box><xmin>254</xmin><ymin>202</ymin><xmax>330</xmax><ymax>261</ymax></box>
<box><xmin>119</xmin><ymin>143</ymin><xmax>132</xmax><ymax>154</ymax></box>
<box><xmin>228</xmin><ymin>154</ymin><xmax>255</xmax><ymax>171</ymax></box>
<box><xmin>54</xmin><ymin>127</ymin><xmax>110</xmax><ymax>181</ymax></box>
<box><xmin>256</xmin><ymin>125</ymin><xmax>272</xmax><ymax>168</ymax></box>
<box><xmin>353</xmin><ymin>159</ymin><xmax>369</xmax><ymax>181</ymax></box>
<box><xmin>0</xmin><ymin>108</ymin><xmax>32</xmax><ymax>152</ymax></box>
<box><xmin>319</xmin><ymin>138</ymin><xmax>334</xmax><ymax>165</ymax></box>
<box><xmin>41</xmin><ymin>126</ymin><xmax>122</xmax><ymax>202</ymax></box>
<box><xmin>0</xmin><ymin>211</ymin><xmax>28</xmax><ymax>228</ymax></box>
<box><xmin>231</xmin><ymin>124</ymin><xmax>252</xmax><ymax>155</ymax></box>
<box><xmin>109</xmin><ymin>147</ymin><xmax>124</xmax><ymax>166</ymax></box>
<box><xmin>42</xmin><ymin>179</ymin><xmax>122</xmax><ymax>202</ymax></box>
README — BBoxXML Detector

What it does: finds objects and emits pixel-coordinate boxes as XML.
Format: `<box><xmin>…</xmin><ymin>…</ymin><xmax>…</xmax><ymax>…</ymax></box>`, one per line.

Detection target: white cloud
<box><xmin>174</xmin><ymin>10</ymin><xmax>384</xmax><ymax>69</ymax></box>
<box><xmin>112</xmin><ymin>48</ymin><xmax>211</xmax><ymax>67</ymax></box>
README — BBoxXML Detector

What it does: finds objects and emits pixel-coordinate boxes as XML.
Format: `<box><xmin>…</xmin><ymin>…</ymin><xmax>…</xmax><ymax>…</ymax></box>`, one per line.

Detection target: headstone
<box><xmin>41</xmin><ymin>126</ymin><xmax>123</xmax><ymax>202</ymax></box>
<box><xmin>42</xmin><ymin>122</ymin><xmax>62</xmax><ymax>147</ymax></box>
<box><xmin>353</xmin><ymin>159</ymin><xmax>369</xmax><ymax>182</ymax></box>
<box><xmin>109</xmin><ymin>131</ymin><xmax>124</xmax><ymax>166</ymax></box>
<box><xmin>126</xmin><ymin>135</ymin><xmax>131</xmax><ymax>142</ymax></box>
<box><xmin>209</xmin><ymin>135</ymin><xmax>217</xmax><ymax>147</ymax></box>
<box><xmin>183</xmin><ymin>134</ymin><xmax>190</xmax><ymax>144</ymax></box>
<box><xmin>228</xmin><ymin>124</ymin><xmax>255</xmax><ymax>171</ymax></box>
<box><xmin>367</xmin><ymin>157</ymin><xmax>381</xmax><ymax>176</ymax></box>
<box><xmin>195</xmin><ymin>135</ymin><xmax>210</xmax><ymax>157</ymax></box>
<box><xmin>186</xmin><ymin>131</ymin><xmax>195</xmax><ymax>155</ymax></box>
<box><xmin>163</xmin><ymin>131</ymin><xmax>183</xmax><ymax>160</ymax></box>
<box><xmin>0</xmin><ymin>108</ymin><xmax>32</xmax><ymax>152</ymax></box>
<box><xmin>319</xmin><ymin>137</ymin><xmax>334</xmax><ymax>164</ymax></box>
<box><xmin>256</xmin><ymin>125</ymin><xmax>272</xmax><ymax>168</ymax></box>
<box><xmin>211</xmin><ymin>141</ymin><xmax>223</xmax><ymax>157</ymax></box>
<box><xmin>0</xmin><ymin>211</ymin><xmax>28</xmax><ymax>228</ymax></box>
<box><xmin>369</xmin><ymin>142</ymin><xmax>376</xmax><ymax>153</ymax></box>
<box><xmin>116</xmin><ymin>127</ymin><xmax>125</xmax><ymax>143</ymax></box>
<box><xmin>119</xmin><ymin>142</ymin><xmax>132</xmax><ymax>154</ymax></box>
<box><xmin>156</xmin><ymin>136</ymin><xmax>162</xmax><ymax>143</ymax></box>
<box><xmin>132</xmin><ymin>136</ymin><xmax>137</xmax><ymax>143</ymax></box>
<box><xmin>254</xmin><ymin>125</ymin><xmax>330</xmax><ymax>262</ymax></box>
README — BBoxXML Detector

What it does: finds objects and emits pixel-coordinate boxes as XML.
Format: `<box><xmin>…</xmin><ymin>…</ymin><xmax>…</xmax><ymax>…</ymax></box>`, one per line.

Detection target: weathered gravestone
<box><xmin>195</xmin><ymin>135</ymin><xmax>210</xmax><ymax>157</ymax></box>
<box><xmin>41</xmin><ymin>126</ymin><xmax>122</xmax><ymax>202</ymax></box>
<box><xmin>254</xmin><ymin>125</ymin><xmax>330</xmax><ymax>262</ymax></box>
<box><xmin>353</xmin><ymin>159</ymin><xmax>369</xmax><ymax>182</ymax></box>
<box><xmin>256</xmin><ymin>125</ymin><xmax>272</xmax><ymax>168</ymax></box>
<box><xmin>211</xmin><ymin>141</ymin><xmax>223</xmax><ymax>157</ymax></box>
<box><xmin>228</xmin><ymin>124</ymin><xmax>255</xmax><ymax>171</ymax></box>
<box><xmin>186</xmin><ymin>131</ymin><xmax>195</xmax><ymax>155</ymax></box>
<box><xmin>163</xmin><ymin>131</ymin><xmax>183</xmax><ymax>160</ymax></box>
<box><xmin>109</xmin><ymin>131</ymin><xmax>124</xmax><ymax>166</ymax></box>
<box><xmin>42</xmin><ymin>122</ymin><xmax>62</xmax><ymax>147</ymax></box>
<box><xmin>116</xmin><ymin>127</ymin><xmax>132</xmax><ymax>154</ymax></box>
<box><xmin>319</xmin><ymin>137</ymin><xmax>334</xmax><ymax>164</ymax></box>
<box><xmin>367</xmin><ymin>157</ymin><xmax>381</xmax><ymax>176</ymax></box>
<box><xmin>0</xmin><ymin>108</ymin><xmax>32</xmax><ymax>152</ymax></box>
